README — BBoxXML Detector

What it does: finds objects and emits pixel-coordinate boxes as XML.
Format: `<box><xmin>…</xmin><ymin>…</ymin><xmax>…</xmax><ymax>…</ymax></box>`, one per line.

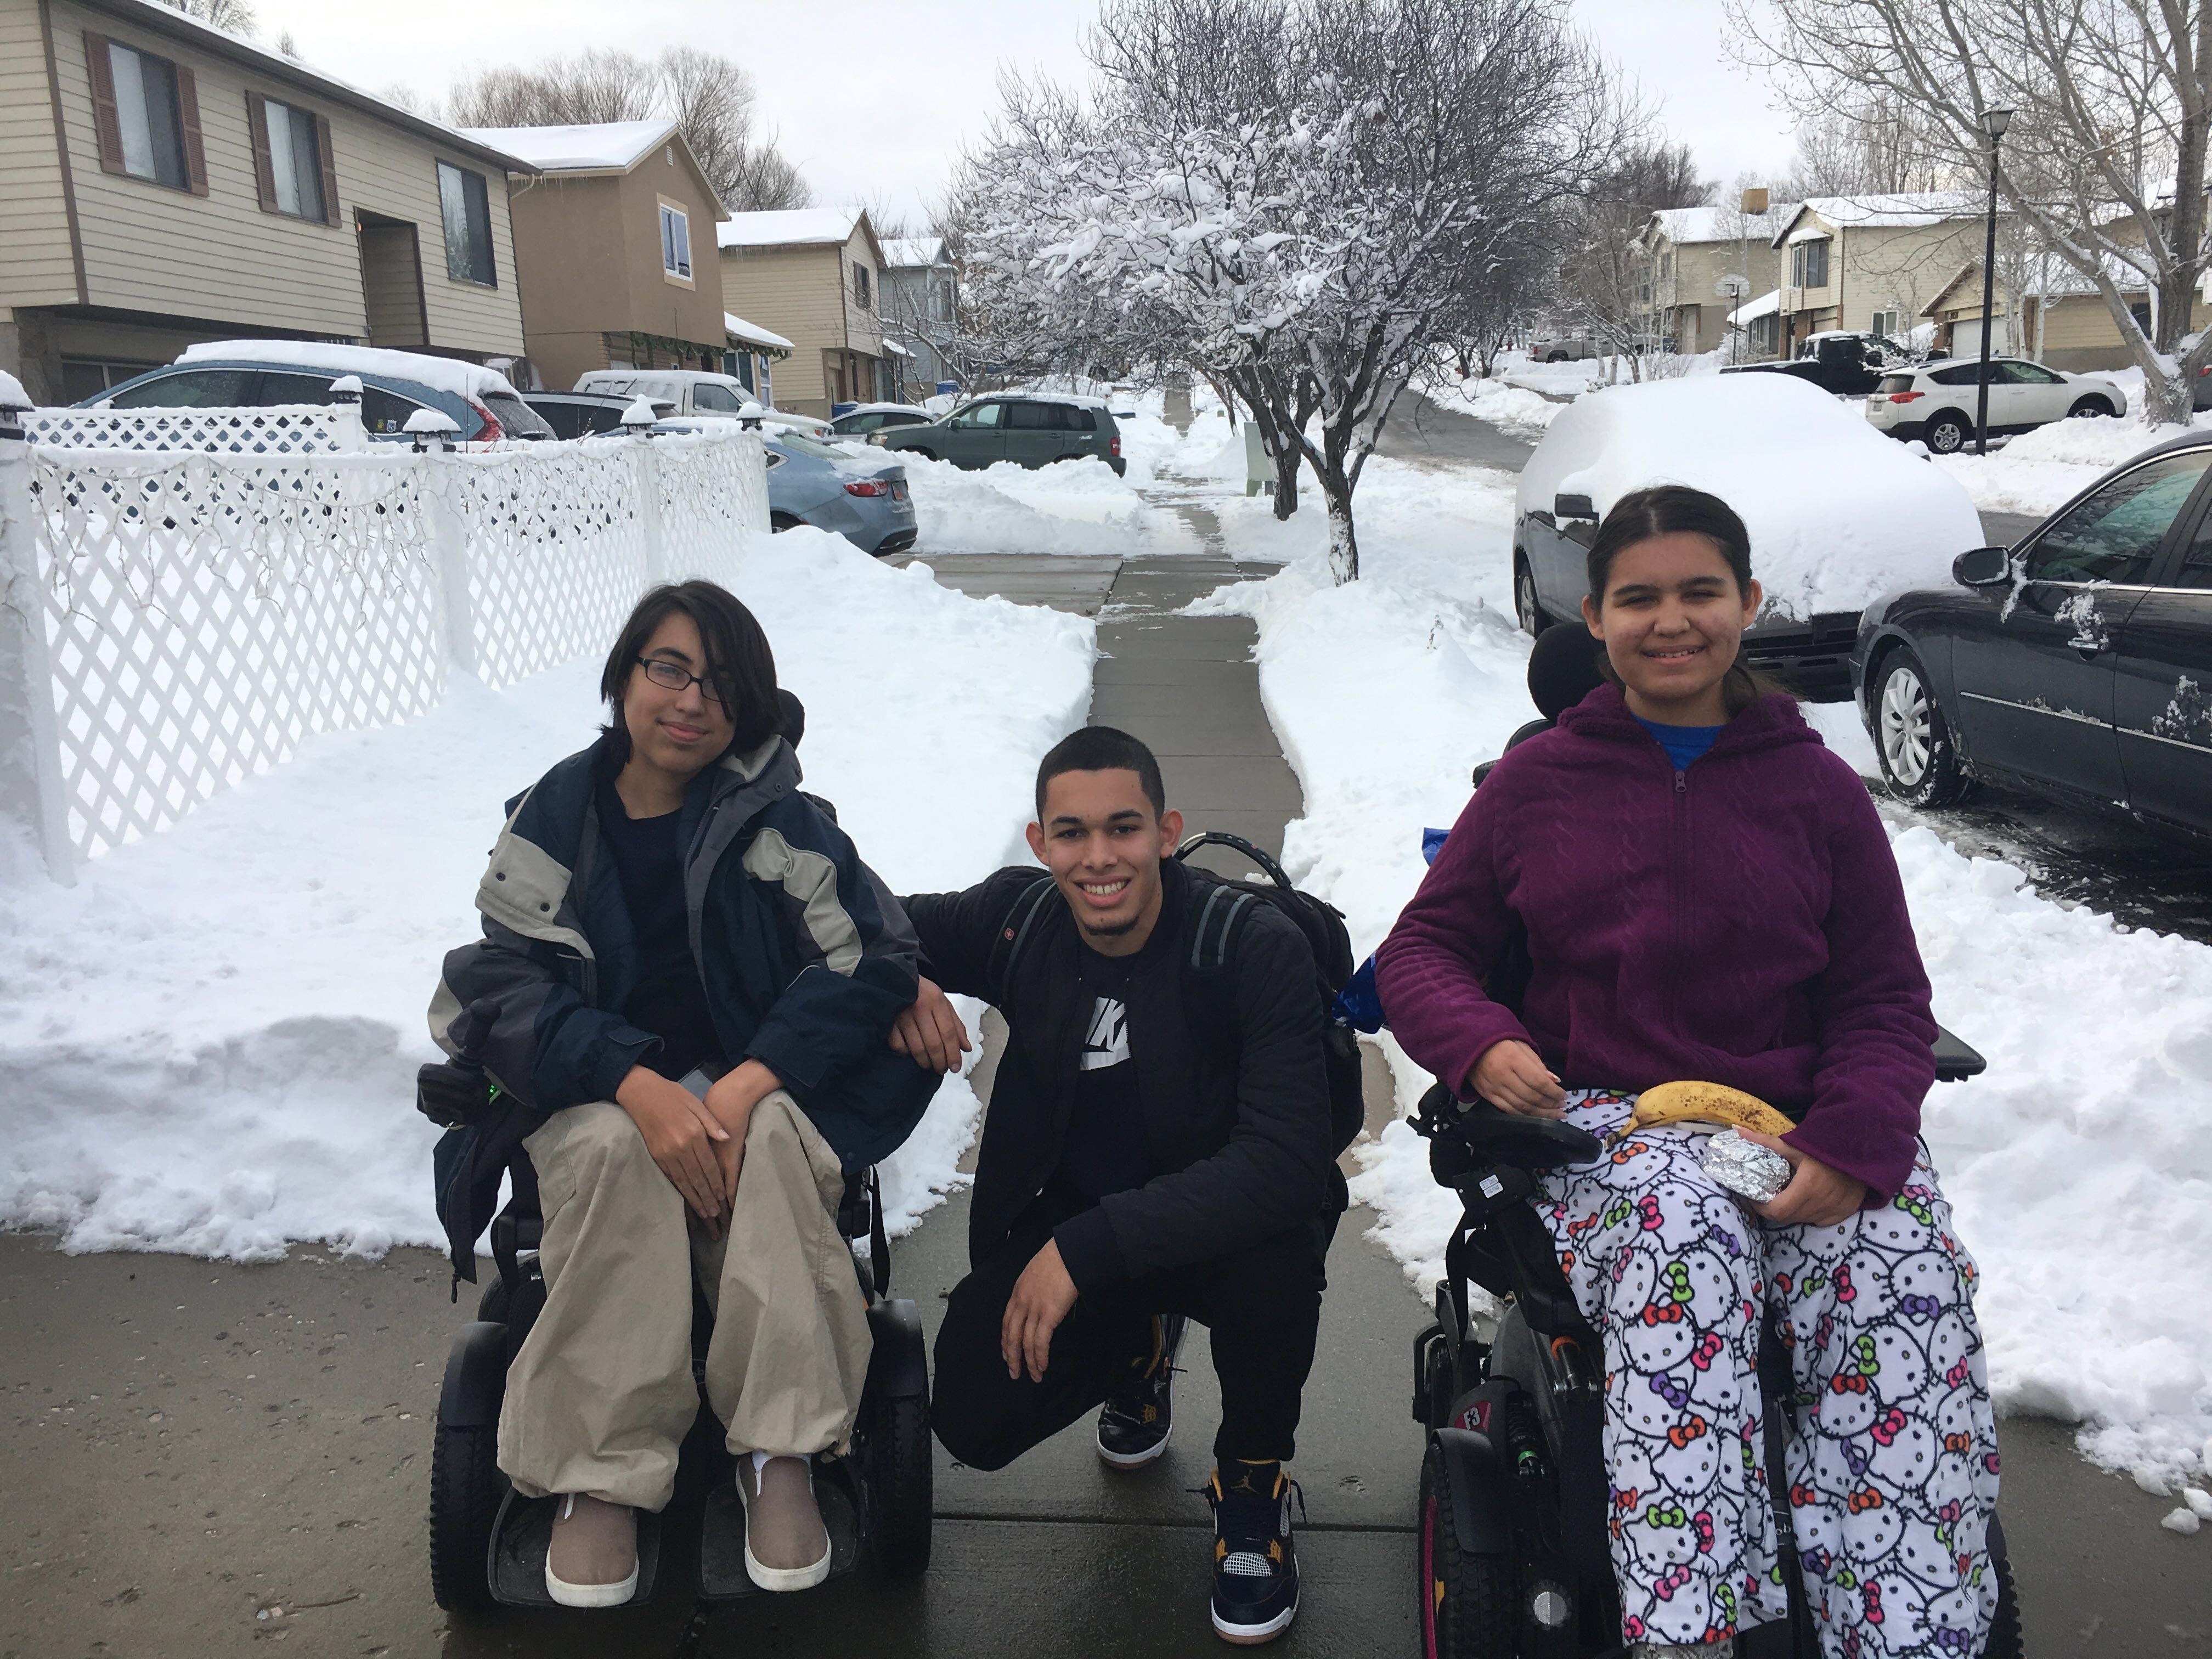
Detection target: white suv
<box><xmin>1864</xmin><ymin>356</ymin><xmax>2127</xmax><ymax>453</ymax></box>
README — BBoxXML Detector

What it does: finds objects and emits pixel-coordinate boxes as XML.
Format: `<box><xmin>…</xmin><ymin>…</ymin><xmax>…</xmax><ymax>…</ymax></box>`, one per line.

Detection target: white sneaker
<box><xmin>544</xmin><ymin>1492</ymin><xmax>638</xmax><ymax>1607</ymax></box>
<box><xmin>737</xmin><ymin>1453</ymin><xmax>832</xmax><ymax>1592</ymax></box>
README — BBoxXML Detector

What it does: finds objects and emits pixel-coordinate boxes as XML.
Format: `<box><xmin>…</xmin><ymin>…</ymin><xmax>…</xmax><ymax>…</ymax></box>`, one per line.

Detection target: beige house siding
<box><xmin>840</xmin><ymin>226</ymin><xmax>882</xmax><ymax>357</ymax></box>
<box><xmin>0</xmin><ymin>0</ymin><xmax>80</xmax><ymax>308</ymax></box>
<box><xmin>1650</xmin><ymin>238</ymin><xmax>1752</xmax><ymax>354</ymax></box>
<box><xmin>45</xmin><ymin>0</ymin><xmax>520</xmax><ymax>355</ymax></box>
<box><xmin>720</xmin><ymin>243</ymin><xmax>845</xmax><ymax>412</ymax></box>
<box><xmin>1776</xmin><ymin>208</ymin><xmax>1984</xmax><ymax>351</ymax></box>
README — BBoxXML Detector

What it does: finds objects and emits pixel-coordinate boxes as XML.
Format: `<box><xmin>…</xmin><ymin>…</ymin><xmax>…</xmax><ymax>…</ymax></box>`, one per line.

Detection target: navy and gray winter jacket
<box><xmin>429</xmin><ymin>732</ymin><xmax>938</xmax><ymax>1173</ymax></box>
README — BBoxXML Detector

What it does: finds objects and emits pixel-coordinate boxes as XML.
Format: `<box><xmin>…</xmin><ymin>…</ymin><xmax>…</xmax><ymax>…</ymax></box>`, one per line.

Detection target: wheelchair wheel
<box><xmin>429</xmin><ymin>1419</ymin><xmax>505</xmax><ymax>1613</ymax></box>
<box><xmin>1419</xmin><ymin>1437</ymin><xmax>1515</xmax><ymax>1658</ymax></box>
<box><xmin>862</xmin><ymin>1391</ymin><xmax>933</xmax><ymax>1578</ymax></box>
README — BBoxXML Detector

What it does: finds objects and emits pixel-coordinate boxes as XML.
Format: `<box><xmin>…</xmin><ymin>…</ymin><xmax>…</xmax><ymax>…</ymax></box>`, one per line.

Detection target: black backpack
<box><xmin>984</xmin><ymin>833</ymin><xmax>1365</xmax><ymax>1155</ymax></box>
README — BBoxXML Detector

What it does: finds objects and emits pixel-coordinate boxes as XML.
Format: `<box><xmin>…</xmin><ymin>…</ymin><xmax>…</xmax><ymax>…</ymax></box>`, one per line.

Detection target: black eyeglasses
<box><xmin>634</xmin><ymin>655</ymin><xmax>725</xmax><ymax>705</ymax></box>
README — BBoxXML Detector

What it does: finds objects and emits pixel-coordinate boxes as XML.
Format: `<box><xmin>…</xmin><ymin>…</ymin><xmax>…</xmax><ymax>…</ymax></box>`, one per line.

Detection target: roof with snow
<box><xmin>719</xmin><ymin>208</ymin><xmax>867</xmax><ymax>251</ymax></box>
<box><xmin>455</xmin><ymin>120</ymin><xmax>675</xmax><ymax>174</ymax></box>
<box><xmin>1647</xmin><ymin>205</ymin><xmax>1791</xmax><ymax>246</ymax></box>
<box><xmin>882</xmin><ymin>236</ymin><xmax>948</xmax><ymax>268</ymax></box>
<box><xmin>1730</xmin><ymin>287</ymin><xmax>1781</xmax><ymax>324</ymax></box>
<box><xmin>725</xmin><ymin>313</ymin><xmax>794</xmax><ymax>353</ymax></box>
<box><xmin>72</xmin><ymin>0</ymin><xmax>531</xmax><ymax>173</ymax></box>
<box><xmin>1773</xmin><ymin>190</ymin><xmax>1989</xmax><ymax>246</ymax></box>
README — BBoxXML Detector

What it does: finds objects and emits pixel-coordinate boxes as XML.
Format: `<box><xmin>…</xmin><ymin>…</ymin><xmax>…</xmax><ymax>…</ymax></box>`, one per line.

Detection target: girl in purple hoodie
<box><xmin>1378</xmin><ymin>486</ymin><xmax>1996</xmax><ymax>1659</ymax></box>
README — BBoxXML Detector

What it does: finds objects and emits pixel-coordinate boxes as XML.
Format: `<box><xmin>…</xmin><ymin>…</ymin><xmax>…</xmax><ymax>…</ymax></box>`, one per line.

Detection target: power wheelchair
<box><xmin>426</xmin><ymin>1150</ymin><xmax>934</xmax><ymax>1612</ymax></box>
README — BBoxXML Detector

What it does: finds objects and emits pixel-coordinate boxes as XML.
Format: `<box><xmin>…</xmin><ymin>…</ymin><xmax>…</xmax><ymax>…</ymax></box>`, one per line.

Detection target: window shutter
<box><xmin>82</xmin><ymin>32</ymin><xmax>126</xmax><ymax>176</ymax></box>
<box><xmin>245</xmin><ymin>93</ymin><xmax>277</xmax><ymax>212</ymax></box>
<box><xmin>315</xmin><ymin>112</ymin><xmax>338</xmax><ymax>225</ymax></box>
<box><xmin>174</xmin><ymin>65</ymin><xmax>207</xmax><ymax>195</ymax></box>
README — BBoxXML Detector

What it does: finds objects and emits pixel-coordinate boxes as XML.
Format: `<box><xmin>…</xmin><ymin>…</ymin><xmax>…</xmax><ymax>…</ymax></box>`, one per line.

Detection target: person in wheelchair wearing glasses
<box><xmin>1378</xmin><ymin>487</ymin><xmax>1999</xmax><ymax>1659</ymax></box>
<box><xmin>428</xmin><ymin>581</ymin><xmax>934</xmax><ymax>1607</ymax></box>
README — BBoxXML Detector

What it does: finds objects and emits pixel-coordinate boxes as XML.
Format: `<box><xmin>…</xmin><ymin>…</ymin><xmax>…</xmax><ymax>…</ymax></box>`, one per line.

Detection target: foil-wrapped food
<box><xmin>1701</xmin><ymin>1127</ymin><xmax>1793</xmax><ymax>1205</ymax></box>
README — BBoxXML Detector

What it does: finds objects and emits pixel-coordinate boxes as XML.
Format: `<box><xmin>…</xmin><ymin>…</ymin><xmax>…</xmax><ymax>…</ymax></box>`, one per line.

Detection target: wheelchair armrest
<box><xmin>1932</xmin><ymin>1023</ymin><xmax>1985</xmax><ymax>1082</ymax></box>
<box><xmin>1430</xmin><ymin>1098</ymin><xmax>1603</xmax><ymax>1177</ymax></box>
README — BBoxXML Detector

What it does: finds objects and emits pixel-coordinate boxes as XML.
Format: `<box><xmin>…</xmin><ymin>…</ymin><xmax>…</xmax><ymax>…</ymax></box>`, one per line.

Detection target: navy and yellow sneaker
<box><xmin>1097</xmin><ymin>1312</ymin><xmax>1186</xmax><ymax>1469</ymax></box>
<box><xmin>1205</xmin><ymin>1460</ymin><xmax>1304</xmax><ymax>1644</ymax></box>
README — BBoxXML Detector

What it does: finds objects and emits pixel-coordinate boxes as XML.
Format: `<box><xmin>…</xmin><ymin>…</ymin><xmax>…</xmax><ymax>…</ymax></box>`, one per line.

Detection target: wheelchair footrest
<box><xmin>488</xmin><ymin>1489</ymin><xmax>663</xmax><ymax>1609</ymax></box>
<box><xmin>697</xmin><ymin>1457</ymin><xmax>865</xmax><ymax>1602</ymax></box>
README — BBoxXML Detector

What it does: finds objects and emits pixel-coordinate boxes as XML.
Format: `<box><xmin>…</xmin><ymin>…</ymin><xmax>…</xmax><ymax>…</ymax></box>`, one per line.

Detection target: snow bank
<box><xmin>0</xmin><ymin>528</ymin><xmax>1094</xmax><ymax>1260</ymax></box>
<box><xmin>1517</xmin><ymin>374</ymin><xmax>1985</xmax><ymax>620</ymax></box>
<box><xmin>1933</xmin><ymin>408</ymin><xmax>2212</xmax><ymax>518</ymax></box>
<box><xmin>1425</xmin><ymin>374</ymin><xmax>1567</xmax><ymax>437</ymax></box>
<box><xmin>176</xmin><ymin>340</ymin><xmax>521</xmax><ymax>402</ymax></box>
<box><xmin>1203</xmin><ymin>455</ymin><xmax>2212</xmax><ymax>1497</ymax></box>
<box><xmin>901</xmin><ymin>451</ymin><xmax>1200</xmax><ymax>556</ymax></box>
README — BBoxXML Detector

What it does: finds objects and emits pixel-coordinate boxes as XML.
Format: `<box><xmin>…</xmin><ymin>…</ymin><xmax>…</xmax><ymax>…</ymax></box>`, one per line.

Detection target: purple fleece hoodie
<box><xmin>1375</xmin><ymin>683</ymin><xmax>1937</xmax><ymax>1200</ymax></box>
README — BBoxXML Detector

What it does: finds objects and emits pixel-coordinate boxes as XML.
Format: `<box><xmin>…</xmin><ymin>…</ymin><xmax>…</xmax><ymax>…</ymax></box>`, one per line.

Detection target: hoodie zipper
<box><xmin>1669</xmin><ymin>766</ymin><xmax>1689</xmax><ymax>1031</ymax></box>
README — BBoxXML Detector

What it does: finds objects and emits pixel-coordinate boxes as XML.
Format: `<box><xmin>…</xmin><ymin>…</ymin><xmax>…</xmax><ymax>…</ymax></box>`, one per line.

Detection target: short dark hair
<box><xmin>1035</xmin><ymin>725</ymin><xmax>1166</xmax><ymax>821</ymax></box>
<box><xmin>599</xmin><ymin>580</ymin><xmax>780</xmax><ymax>763</ymax></box>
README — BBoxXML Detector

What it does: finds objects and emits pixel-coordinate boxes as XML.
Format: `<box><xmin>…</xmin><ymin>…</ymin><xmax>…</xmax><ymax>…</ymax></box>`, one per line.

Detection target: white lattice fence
<box><xmin>0</xmin><ymin>416</ymin><xmax>767</xmax><ymax>877</ymax></box>
<box><xmin>24</xmin><ymin>447</ymin><xmax>446</xmax><ymax>861</ymax></box>
<box><xmin>25</xmin><ymin>403</ymin><xmax>371</xmax><ymax>455</ymax></box>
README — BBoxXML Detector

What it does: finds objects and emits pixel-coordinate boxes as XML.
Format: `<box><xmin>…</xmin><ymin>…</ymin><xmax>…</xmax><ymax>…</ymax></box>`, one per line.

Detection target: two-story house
<box><xmin>0</xmin><ymin>0</ymin><xmax>528</xmax><ymax>404</ymax></box>
<box><xmin>459</xmin><ymin>119</ymin><xmax>729</xmax><ymax>392</ymax></box>
<box><xmin>716</xmin><ymin>206</ymin><xmax>887</xmax><ymax>417</ymax></box>
<box><xmin>1633</xmin><ymin>198</ymin><xmax>1791</xmax><ymax>356</ymax></box>
<box><xmin>879</xmin><ymin>235</ymin><xmax>958</xmax><ymax>400</ymax></box>
<box><xmin>1768</xmin><ymin>191</ymin><xmax>1994</xmax><ymax>358</ymax></box>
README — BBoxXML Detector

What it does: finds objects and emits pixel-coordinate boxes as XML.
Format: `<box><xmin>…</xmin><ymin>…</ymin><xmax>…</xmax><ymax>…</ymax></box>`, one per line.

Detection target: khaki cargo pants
<box><xmin>496</xmin><ymin>1091</ymin><xmax>873</xmax><ymax>1513</ymax></box>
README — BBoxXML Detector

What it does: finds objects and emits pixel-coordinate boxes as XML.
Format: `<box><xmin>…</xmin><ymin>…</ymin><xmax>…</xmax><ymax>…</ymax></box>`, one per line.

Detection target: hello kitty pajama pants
<box><xmin>1536</xmin><ymin>1090</ymin><xmax>1999</xmax><ymax>1658</ymax></box>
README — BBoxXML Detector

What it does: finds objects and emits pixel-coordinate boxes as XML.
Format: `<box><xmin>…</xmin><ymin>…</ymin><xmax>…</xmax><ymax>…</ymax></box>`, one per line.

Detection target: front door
<box><xmin>1954</xmin><ymin>448</ymin><xmax>2211</xmax><ymax>801</ymax></box>
<box><xmin>2115</xmin><ymin>479</ymin><xmax>2212</xmax><ymax>833</ymax></box>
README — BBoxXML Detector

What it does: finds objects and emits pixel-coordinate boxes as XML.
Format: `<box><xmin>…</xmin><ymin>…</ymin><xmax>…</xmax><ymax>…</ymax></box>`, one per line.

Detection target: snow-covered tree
<box><xmin>960</xmin><ymin>0</ymin><xmax>1624</xmax><ymax>581</ymax></box>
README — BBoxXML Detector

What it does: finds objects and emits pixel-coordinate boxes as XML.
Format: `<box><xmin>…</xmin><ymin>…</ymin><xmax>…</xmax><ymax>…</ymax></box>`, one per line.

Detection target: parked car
<box><xmin>568</xmin><ymin>369</ymin><xmax>832</xmax><ymax>438</ymax></box>
<box><xmin>523</xmin><ymin>391</ymin><xmax>675</xmax><ymax>439</ymax></box>
<box><xmin>1864</xmin><ymin>357</ymin><xmax>2129</xmax><ymax>454</ymax></box>
<box><xmin>1527</xmin><ymin>334</ymin><xmax>1597</xmax><ymax>363</ymax></box>
<box><xmin>872</xmin><ymin>394</ymin><xmax>1125</xmax><ymax>475</ymax></box>
<box><xmin>765</xmin><ymin>430</ymin><xmax>916</xmax><ymax>555</ymax></box>
<box><xmin>1720</xmin><ymin>331</ymin><xmax>1896</xmax><ymax>397</ymax></box>
<box><xmin>1514</xmin><ymin>373</ymin><xmax>1984</xmax><ymax>700</ymax></box>
<box><xmin>829</xmin><ymin>402</ymin><xmax>935</xmax><ymax>437</ymax></box>
<box><xmin>1852</xmin><ymin>430</ymin><xmax>2212</xmax><ymax>838</ymax></box>
<box><xmin>84</xmin><ymin>341</ymin><xmax>555</xmax><ymax>441</ymax></box>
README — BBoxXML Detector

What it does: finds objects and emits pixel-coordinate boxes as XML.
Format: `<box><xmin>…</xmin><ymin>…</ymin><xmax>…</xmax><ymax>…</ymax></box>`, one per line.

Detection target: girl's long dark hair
<box><xmin>1584</xmin><ymin>485</ymin><xmax>1789</xmax><ymax>716</ymax></box>
<box><xmin>599</xmin><ymin>581</ymin><xmax>780</xmax><ymax>767</ymax></box>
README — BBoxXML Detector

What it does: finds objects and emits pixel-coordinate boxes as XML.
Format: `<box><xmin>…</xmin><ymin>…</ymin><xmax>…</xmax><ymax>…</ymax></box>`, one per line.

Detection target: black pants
<box><xmin>931</xmin><ymin>1191</ymin><xmax>1332</xmax><ymax>1469</ymax></box>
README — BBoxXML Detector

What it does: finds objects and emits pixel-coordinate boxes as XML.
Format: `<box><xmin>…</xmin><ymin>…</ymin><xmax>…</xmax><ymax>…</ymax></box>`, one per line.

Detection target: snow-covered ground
<box><xmin>1193</xmin><ymin>441</ymin><xmax>2212</xmax><ymax>1498</ymax></box>
<box><xmin>0</xmin><ymin>527</ymin><xmax>1094</xmax><ymax>1260</ymax></box>
<box><xmin>1422</xmin><ymin>373</ymin><xmax>1568</xmax><ymax>437</ymax></box>
<box><xmin>1932</xmin><ymin>401</ymin><xmax>2212</xmax><ymax>519</ymax></box>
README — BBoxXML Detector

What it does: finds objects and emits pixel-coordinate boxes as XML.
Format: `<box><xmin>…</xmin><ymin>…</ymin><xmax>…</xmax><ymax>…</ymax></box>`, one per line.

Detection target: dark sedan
<box><xmin>1853</xmin><ymin>431</ymin><xmax>2212</xmax><ymax>839</ymax></box>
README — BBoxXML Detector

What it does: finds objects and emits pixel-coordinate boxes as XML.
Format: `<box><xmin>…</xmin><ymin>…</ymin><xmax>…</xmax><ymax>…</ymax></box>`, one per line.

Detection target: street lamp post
<box><xmin>1974</xmin><ymin>106</ymin><xmax>2014</xmax><ymax>456</ymax></box>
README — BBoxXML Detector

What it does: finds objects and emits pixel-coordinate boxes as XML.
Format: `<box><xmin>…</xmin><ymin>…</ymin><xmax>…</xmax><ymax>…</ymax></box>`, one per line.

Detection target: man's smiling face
<box><xmin>1024</xmin><ymin>768</ymin><xmax>1184</xmax><ymax>956</ymax></box>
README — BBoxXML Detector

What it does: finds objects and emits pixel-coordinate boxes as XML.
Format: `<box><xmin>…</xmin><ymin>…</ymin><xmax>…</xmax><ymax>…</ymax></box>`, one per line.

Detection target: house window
<box><xmin>258</xmin><ymin>96</ymin><xmax>324</xmax><ymax>221</ymax></box>
<box><xmin>1870</xmin><ymin>308</ymin><xmax>1900</xmax><ymax>341</ymax></box>
<box><xmin>2131</xmin><ymin>302</ymin><xmax>2154</xmax><ymax>336</ymax></box>
<box><xmin>659</xmin><ymin>203</ymin><xmax>691</xmax><ymax>280</ymax></box>
<box><xmin>854</xmin><ymin>262</ymin><xmax>872</xmax><ymax>310</ymax></box>
<box><xmin>437</xmin><ymin>161</ymin><xmax>496</xmax><ymax>285</ymax></box>
<box><xmin>1791</xmin><ymin>239</ymin><xmax>1830</xmax><ymax>290</ymax></box>
<box><xmin>106</xmin><ymin>41</ymin><xmax>188</xmax><ymax>189</ymax></box>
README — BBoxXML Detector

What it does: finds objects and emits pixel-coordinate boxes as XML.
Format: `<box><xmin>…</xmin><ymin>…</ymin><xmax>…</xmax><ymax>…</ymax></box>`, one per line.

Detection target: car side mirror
<box><xmin>1953</xmin><ymin>545</ymin><xmax>2012</xmax><ymax>587</ymax></box>
<box><xmin>1554</xmin><ymin>492</ymin><xmax>1599</xmax><ymax>523</ymax></box>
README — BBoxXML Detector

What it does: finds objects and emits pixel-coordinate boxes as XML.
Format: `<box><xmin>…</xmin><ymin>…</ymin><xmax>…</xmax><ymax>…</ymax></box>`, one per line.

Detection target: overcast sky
<box><xmin>254</xmin><ymin>0</ymin><xmax>1798</xmax><ymax>225</ymax></box>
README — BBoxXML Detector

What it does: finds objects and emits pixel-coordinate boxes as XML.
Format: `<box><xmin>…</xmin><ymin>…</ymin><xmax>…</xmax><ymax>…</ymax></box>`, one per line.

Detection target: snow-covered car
<box><xmin>1852</xmin><ymin>428</ymin><xmax>2212</xmax><ymax>834</ymax></box>
<box><xmin>1512</xmin><ymin>373</ymin><xmax>1984</xmax><ymax>699</ymax></box>
<box><xmin>828</xmin><ymin>402</ymin><xmax>934</xmax><ymax>438</ymax></box>
<box><xmin>765</xmin><ymin>430</ymin><xmax>915</xmax><ymax>556</ymax></box>
<box><xmin>87</xmin><ymin>341</ymin><xmax>555</xmax><ymax>441</ymax></box>
<box><xmin>1865</xmin><ymin>357</ymin><xmax>2127</xmax><ymax>454</ymax></box>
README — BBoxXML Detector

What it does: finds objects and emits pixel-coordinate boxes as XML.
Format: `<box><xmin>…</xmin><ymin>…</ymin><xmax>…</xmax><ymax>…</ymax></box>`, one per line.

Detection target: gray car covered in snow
<box><xmin>766</xmin><ymin>430</ymin><xmax>916</xmax><ymax>555</ymax></box>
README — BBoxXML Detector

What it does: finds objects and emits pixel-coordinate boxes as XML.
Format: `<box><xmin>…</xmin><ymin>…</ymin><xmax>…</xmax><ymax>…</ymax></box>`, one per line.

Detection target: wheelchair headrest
<box><xmin>1526</xmin><ymin>625</ymin><xmax>1607</xmax><ymax>722</ymax></box>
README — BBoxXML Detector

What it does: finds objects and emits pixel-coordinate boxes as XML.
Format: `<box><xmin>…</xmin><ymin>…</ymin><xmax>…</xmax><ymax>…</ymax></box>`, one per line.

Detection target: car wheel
<box><xmin>1924</xmin><ymin>413</ymin><xmax>1971</xmax><ymax>455</ymax></box>
<box><xmin>1545</xmin><ymin>351</ymin><xmax>1569</xmax><ymax>364</ymax></box>
<box><xmin>1872</xmin><ymin>646</ymin><xmax>1971</xmax><ymax>808</ymax></box>
<box><xmin>1514</xmin><ymin>557</ymin><xmax>1550</xmax><ymax>637</ymax></box>
<box><xmin>906</xmin><ymin>448</ymin><xmax>937</xmax><ymax>462</ymax></box>
<box><xmin>2067</xmin><ymin>396</ymin><xmax>2114</xmax><ymax>419</ymax></box>
<box><xmin>769</xmin><ymin>512</ymin><xmax>802</xmax><ymax>533</ymax></box>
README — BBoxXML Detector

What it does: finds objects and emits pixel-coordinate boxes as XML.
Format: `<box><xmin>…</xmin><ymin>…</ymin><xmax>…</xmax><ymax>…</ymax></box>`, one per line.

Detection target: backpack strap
<box><xmin>1187</xmin><ymin>881</ymin><xmax>1259</xmax><ymax>975</ymax></box>
<box><xmin>985</xmin><ymin>876</ymin><xmax>1060</xmax><ymax>1005</ymax></box>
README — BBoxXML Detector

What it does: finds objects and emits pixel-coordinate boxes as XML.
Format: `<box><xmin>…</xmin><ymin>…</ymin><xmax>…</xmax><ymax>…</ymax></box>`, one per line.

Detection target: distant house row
<box><xmin>1629</xmin><ymin>188</ymin><xmax>2199</xmax><ymax>369</ymax></box>
<box><xmin>0</xmin><ymin>0</ymin><xmax>960</xmax><ymax>417</ymax></box>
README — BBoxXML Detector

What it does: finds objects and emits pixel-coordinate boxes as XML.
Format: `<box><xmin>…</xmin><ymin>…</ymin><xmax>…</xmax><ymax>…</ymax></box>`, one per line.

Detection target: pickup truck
<box><xmin>1720</xmin><ymin>331</ymin><xmax>1900</xmax><ymax>397</ymax></box>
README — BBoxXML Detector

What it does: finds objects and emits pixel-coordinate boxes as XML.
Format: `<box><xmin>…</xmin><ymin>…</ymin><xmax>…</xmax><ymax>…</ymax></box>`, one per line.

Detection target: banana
<box><xmin>1618</xmin><ymin>1081</ymin><xmax>1796</xmax><ymax>1139</ymax></box>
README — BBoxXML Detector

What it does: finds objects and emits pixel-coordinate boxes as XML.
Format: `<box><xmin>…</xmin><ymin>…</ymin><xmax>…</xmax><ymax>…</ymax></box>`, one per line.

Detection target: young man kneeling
<box><xmin>893</xmin><ymin>727</ymin><xmax>1342</xmax><ymax>1645</ymax></box>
